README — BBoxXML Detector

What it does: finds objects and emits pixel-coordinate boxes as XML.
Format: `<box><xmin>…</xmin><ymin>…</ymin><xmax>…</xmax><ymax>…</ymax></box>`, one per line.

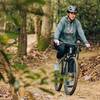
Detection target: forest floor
<box><xmin>25</xmin><ymin>48</ymin><xmax>100</xmax><ymax>100</ymax></box>
<box><xmin>0</xmin><ymin>34</ymin><xmax>100</xmax><ymax>100</ymax></box>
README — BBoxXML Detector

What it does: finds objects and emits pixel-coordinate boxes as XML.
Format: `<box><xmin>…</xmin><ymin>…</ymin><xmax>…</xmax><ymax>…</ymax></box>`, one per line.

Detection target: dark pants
<box><xmin>54</xmin><ymin>43</ymin><xmax>65</xmax><ymax>59</ymax></box>
<box><xmin>54</xmin><ymin>43</ymin><xmax>77</xmax><ymax>59</ymax></box>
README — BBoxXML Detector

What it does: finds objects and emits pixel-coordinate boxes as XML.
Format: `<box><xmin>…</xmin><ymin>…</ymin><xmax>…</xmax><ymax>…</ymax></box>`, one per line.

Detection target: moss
<box><xmin>0</xmin><ymin>34</ymin><xmax>10</xmax><ymax>45</ymax></box>
<box><xmin>37</xmin><ymin>36</ymin><xmax>49</xmax><ymax>51</ymax></box>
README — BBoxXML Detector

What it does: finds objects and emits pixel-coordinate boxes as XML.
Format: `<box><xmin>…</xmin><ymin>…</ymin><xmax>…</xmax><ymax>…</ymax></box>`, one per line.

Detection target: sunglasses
<box><xmin>70</xmin><ymin>12</ymin><xmax>77</xmax><ymax>15</ymax></box>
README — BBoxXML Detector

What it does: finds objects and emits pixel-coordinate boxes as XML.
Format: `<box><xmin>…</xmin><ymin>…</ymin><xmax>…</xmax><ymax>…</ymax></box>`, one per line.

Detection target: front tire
<box><xmin>64</xmin><ymin>57</ymin><xmax>79</xmax><ymax>95</ymax></box>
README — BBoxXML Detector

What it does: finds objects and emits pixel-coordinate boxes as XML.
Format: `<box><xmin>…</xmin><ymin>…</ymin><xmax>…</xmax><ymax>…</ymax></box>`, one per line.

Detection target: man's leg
<box><xmin>53</xmin><ymin>43</ymin><xmax>65</xmax><ymax>71</ymax></box>
<box><xmin>56</xmin><ymin>43</ymin><xmax>65</xmax><ymax>59</ymax></box>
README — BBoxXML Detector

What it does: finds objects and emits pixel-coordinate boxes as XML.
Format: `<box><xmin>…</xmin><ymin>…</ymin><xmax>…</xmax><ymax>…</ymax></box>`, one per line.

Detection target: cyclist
<box><xmin>53</xmin><ymin>5</ymin><xmax>90</xmax><ymax>60</ymax></box>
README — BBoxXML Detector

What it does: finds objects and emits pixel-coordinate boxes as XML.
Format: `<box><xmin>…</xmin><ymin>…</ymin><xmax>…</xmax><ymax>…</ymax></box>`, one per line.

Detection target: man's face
<box><xmin>68</xmin><ymin>12</ymin><xmax>77</xmax><ymax>21</ymax></box>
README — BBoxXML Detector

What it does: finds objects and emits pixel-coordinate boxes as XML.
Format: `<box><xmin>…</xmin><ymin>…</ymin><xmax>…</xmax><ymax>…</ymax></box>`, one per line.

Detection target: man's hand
<box><xmin>54</xmin><ymin>39</ymin><xmax>60</xmax><ymax>46</ymax></box>
<box><xmin>85</xmin><ymin>43</ymin><xmax>91</xmax><ymax>48</ymax></box>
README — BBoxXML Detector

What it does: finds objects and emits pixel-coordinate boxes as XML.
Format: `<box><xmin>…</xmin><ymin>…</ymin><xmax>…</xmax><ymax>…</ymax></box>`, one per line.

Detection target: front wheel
<box><xmin>54</xmin><ymin>60</ymin><xmax>65</xmax><ymax>91</ymax></box>
<box><xmin>64</xmin><ymin>57</ymin><xmax>79</xmax><ymax>95</ymax></box>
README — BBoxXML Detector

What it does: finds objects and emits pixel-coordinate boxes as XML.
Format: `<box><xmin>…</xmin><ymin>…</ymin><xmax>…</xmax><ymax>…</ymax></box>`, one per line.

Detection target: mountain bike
<box><xmin>54</xmin><ymin>43</ymin><xmax>80</xmax><ymax>95</ymax></box>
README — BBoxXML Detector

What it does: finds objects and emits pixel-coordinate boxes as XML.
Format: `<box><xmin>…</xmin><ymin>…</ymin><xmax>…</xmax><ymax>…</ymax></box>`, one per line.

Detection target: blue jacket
<box><xmin>54</xmin><ymin>16</ymin><xmax>88</xmax><ymax>45</ymax></box>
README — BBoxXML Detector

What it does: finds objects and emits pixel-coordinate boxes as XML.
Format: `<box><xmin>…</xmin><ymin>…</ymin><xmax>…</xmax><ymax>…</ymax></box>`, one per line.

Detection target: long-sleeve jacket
<box><xmin>54</xmin><ymin>16</ymin><xmax>88</xmax><ymax>45</ymax></box>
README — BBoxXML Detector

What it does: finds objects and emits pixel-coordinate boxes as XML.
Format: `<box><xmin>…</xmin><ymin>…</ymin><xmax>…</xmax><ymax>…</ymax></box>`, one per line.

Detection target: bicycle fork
<box><xmin>62</xmin><ymin>60</ymin><xmax>68</xmax><ymax>75</ymax></box>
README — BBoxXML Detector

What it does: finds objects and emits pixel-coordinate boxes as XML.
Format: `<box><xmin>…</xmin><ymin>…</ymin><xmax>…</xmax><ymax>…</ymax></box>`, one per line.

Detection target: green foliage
<box><xmin>0</xmin><ymin>32</ymin><xmax>18</xmax><ymax>45</ymax></box>
<box><xmin>39</xmin><ymin>87</ymin><xmax>55</xmax><ymax>95</ymax></box>
<box><xmin>25</xmin><ymin>72</ymin><xmax>41</xmax><ymax>80</ymax></box>
<box><xmin>19</xmin><ymin>0</ymin><xmax>45</xmax><ymax>5</ymax></box>
<box><xmin>0</xmin><ymin>34</ymin><xmax>10</xmax><ymax>44</ymax></box>
<box><xmin>8</xmin><ymin>0</ymin><xmax>45</xmax><ymax>6</ymax></box>
<box><xmin>78</xmin><ymin>0</ymin><xmax>100</xmax><ymax>34</ymax></box>
<box><xmin>37</xmin><ymin>36</ymin><xmax>49</xmax><ymax>51</ymax></box>
<box><xmin>5</xmin><ymin>32</ymin><xmax>19</xmax><ymax>39</ymax></box>
<box><xmin>12</xmin><ymin>63</ymin><xmax>28</xmax><ymax>70</ymax></box>
<box><xmin>23</xmin><ymin>69</ymin><xmax>31</xmax><ymax>74</ymax></box>
<box><xmin>0</xmin><ymin>73</ymin><xmax>5</xmax><ymax>81</ymax></box>
<box><xmin>56</xmin><ymin>0</ymin><xmax>100</xmax><ymax>38</ymax></box>
<box><xmin>39</xmin><ymin>68</ymin><xmax>47</xmax><ymax>75</ymax></box>
<box><xmin>1</xmin><ymin>0</ymin><xmax>45</xmax><ymax>35</ymax></box>
<box><xmin>40</xmin><ymin>76</ymin><xmax>49</xmax><ymax>85</ymax></box>
<box><xmin>5</xmin><ymin>53</ymin><xmax>13</xmax><ymax>61</ymax></box>
<box><xmin>6</xmin><ymin>11</ymin><xmax>22</xmax><ymax>27</ymax></box>
<box><xmin>54</xmin><ymin>0</ymin><xmax>82</xmax><ymax>24</ymax></box>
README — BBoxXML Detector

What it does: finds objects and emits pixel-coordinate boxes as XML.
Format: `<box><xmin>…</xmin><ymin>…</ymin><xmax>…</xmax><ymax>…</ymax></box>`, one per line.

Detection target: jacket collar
<box><xmin>65</xmin><ymin>16</ymin><xmax>75</xmax><ymax>23</ymax></box>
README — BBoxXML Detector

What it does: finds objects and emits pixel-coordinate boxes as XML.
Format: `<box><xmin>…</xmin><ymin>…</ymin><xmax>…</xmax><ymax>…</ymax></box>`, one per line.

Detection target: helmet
<box><xmin>67</xmin><ymin>5</ymin><xmax>78</xmax><ymax>13</ymax></box>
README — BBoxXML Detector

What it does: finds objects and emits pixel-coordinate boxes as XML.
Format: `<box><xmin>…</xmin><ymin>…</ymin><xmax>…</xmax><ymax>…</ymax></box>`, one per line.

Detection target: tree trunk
<box><xmin>18</xmin><ymin>11</ymin><xmax>27</xmax><ymax>57</ymax></box>
<box><xmin>52</xmin><ymin>0</ymin><xmax>58</xmax><ymax>32</ymax></box>
<box><xmin>52</xmin><ymin>0</ymin><xmax>61</xmax><ymax>33</ymax></box>
<box><xmin>38</xmin><ymin>0</ymin><xmax>52</xmax><ymax>51</ymax></box>
<box><xmin>33</xmin><ymin>15</ymin><xmax>41</xmax><ymax>41</ymax></box>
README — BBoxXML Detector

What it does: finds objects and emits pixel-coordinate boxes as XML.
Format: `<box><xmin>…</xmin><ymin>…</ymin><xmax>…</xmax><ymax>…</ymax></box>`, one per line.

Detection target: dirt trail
<box><xmin>26</xmin><ymin>35</ymin><xmax>100</xmax><ymax>100</ymax></box>
<box><xmin>26</xmin><ymin>49</ymin><xmax>100</xmax><ymax>100</ymax></box>
<box><xmin>0</xmin><ymin>35</ymin><xmax>99</xmax><ymax>100</ymax></box>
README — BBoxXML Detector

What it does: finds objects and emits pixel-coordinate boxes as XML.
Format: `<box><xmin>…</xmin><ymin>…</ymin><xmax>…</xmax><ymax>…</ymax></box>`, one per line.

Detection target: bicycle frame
<box><xmin>59</xmin><ymin>43</ymin><xmax>79</xmax><ymax>70</ymax></box>
<box><xmin>54</xmin><ymin>42</ymin><xmax>80</xmax><ymax>93</ymax></box>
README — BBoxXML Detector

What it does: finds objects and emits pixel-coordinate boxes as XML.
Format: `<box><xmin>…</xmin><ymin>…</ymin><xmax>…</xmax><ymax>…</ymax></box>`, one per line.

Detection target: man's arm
<box><xmin>54</xmin><ymin>17</ymin><xmax>65</xmax><ymax>40</ymax></box>
<box><xmin>54</xmin><ymin>17</ymin><xmax>65</xmax><ymax>45</ymax></box>
<box><xmin>76</xmin><ymin>20</ymin><xmax>90</xmax><ymax>47</ymax></box>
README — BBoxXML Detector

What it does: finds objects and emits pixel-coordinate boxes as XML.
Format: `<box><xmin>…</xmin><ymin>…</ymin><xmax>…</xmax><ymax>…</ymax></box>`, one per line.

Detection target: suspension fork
<box><xmin>63</xmin><ymin>58</ymin><xmax>69</xmax><ymax>75</ymax></box>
